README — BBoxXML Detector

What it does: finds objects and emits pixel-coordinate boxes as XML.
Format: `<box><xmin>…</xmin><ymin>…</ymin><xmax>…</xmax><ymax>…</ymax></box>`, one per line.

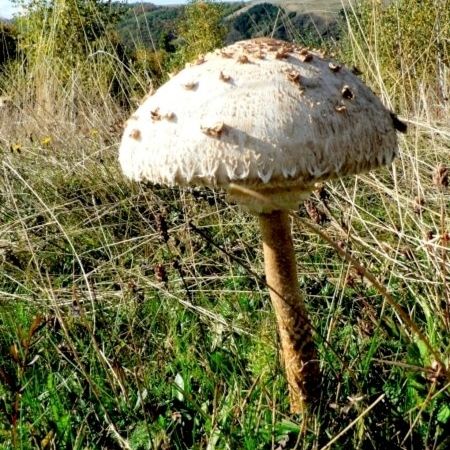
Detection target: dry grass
<box><xmin>0</xmin><ymin>1</ymin><xmax>449</xmax><ymax>448</ymax></box>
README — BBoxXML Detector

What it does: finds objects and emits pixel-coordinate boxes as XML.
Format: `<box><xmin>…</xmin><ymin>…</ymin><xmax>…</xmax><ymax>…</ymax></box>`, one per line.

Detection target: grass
<box><xmin>0</xmin><ymin>1</ymin><xmax>449</xmax><ymax>448</ymax></box>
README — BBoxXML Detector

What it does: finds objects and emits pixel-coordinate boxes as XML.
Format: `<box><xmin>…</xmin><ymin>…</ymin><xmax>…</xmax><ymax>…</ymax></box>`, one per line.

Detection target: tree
<box><xmin>174</xmin><ymin>0</ymin><xmax>226</xmax><ymax>67</ymax></box>
<box><xmin>15</xmin><ymin>0</ymin><xmax>125</xmax><ymax>63</ymax></box>
<box><xmin>9</xmin><ymin>0</ymin><xmax>128</xmax><ymax>114</ymax></box>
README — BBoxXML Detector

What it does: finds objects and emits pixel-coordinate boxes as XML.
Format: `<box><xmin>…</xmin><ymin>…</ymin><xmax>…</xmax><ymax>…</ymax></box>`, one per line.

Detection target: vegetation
<box><xmin>115</xmin><ymin>1</ymin><xmax>338</xmax><ymax>55</ymax></box>
<box><xmin>0</xmin><ymin>22</ymin><xmax>17</xmax><ymax>68</ymax></box>
<box><xmin>117</xmin><ymin>5</ymin><xmax>182</xmax><ymax>51</ymax></box>
<box><xmin>0</xmin><ymin>0</ymin><xmax>449</xmax><ymax>448</ymax></box>
<box><xmin>340</xmin><ymin>0</ymin><xmax>449</xmax><ymax>111</ymax></box>
<box><xmin>171</xmin><ymin>0</ymin><xmax>227</xmax><ymax>69</ymax></box>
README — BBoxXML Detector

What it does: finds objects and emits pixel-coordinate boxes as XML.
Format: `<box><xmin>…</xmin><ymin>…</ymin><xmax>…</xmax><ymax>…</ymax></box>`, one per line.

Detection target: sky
<box><xmin>0</xmin><ymin>0</ymin><xmax>19</xmax><ymax>18</ymax></box>
<box><xmin>0</xmin><ymin>0</ymin><xmax>187</xmax><ymax>19</ymax></box>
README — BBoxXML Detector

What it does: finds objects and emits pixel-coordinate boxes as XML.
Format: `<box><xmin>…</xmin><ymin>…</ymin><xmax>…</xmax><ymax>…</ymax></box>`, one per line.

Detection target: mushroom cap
<box><xmin>119</xmin><ymin>38</ymin><xmax>398</xmax><ymax>212</ymax></box>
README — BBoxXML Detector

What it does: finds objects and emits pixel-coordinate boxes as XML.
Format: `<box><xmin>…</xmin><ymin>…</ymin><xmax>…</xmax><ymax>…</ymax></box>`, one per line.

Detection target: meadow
<box><xmin>0</xmin><ymin>0</ymin><xmax>449</xmax><ymax>448</ymax></box>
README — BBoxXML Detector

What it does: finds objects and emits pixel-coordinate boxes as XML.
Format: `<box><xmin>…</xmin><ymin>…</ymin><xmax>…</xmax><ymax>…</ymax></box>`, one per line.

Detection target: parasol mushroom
<box><xmin>118</xmin><ymin>38</ymin><xmax>404</xmax><ymax>413</ymax></box>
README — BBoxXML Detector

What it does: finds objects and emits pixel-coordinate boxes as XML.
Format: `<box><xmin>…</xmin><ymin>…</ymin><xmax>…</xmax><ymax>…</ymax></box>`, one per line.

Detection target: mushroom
<box><xmin>118</xmin><ymin>38</ymin><xmax>404</xmax><ymax>413</ymax></box>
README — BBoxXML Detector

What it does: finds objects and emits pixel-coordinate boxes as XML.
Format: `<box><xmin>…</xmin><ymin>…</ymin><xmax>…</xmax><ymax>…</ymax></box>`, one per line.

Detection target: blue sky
<box><xmin>0</xmin><ymin>0</ymin><xmax>19</xmax><ymax>18</ymax></box>
<box><xmin>0</xmin><ymin>0</ymin><xmax>187</xmax><ymax>18</ymax></box>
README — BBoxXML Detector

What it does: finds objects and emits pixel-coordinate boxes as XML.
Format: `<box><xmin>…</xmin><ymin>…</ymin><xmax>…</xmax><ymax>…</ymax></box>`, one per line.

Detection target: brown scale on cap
<box><xmin>312</xmin><ymin>48</ymin><xmax>326</xmax><ymax>59</ymax></box>
<box><xmin>242</xmin><ymin>43</ymin><xmax>256</xmax><ymax>53</ymax></box>
<box><xmin>299</xmin><ymin>53</ymin><xmax>313</xmax><ymax>63</ymax></box>
<box><xmin>245</xmin><ymin>43</ymin><xmax>264</xmax><ymax>55</ymax></box>
<box><xmin>219</xmin><ymin>71</ymin><xmax>231</xmax><ymax>82</ymax></box>
<box><xmin>220</xmin><ymin>50</ymin><xmax>233</xmax><ymax>59</ymax></box>
<box><xmin>183</xmin><ymin>81</ymin><xmax>198</xmax><ymax>90</ymax></box>
<box><xmin>286</xmin><ymin>70</ymin><xmax>304</xmax><ymax>93</ymax></box>
<box><xmin>286</xmin><ymin>69</ymin><xmax>301</xmax><ymax>83</ymax></box>
<box><xmin>249</xmin><ymin>38</ymin><xmax>280</xmax><ymax>52</ymax></box>
<box><xmin>237</xmin><ymin>54</ymin><xmax>250</xmax><ymax>64</ymax></box>
<box><xmin>342</xmin><ymin>85</ymin><xmax>355</xmax><ymax>100</ymax></box>
<box><xmin>246</xmin><ymin>46</ymin><xmax>264</xmax><ymax>58</ymax></box>
<box><xmin>201</xmin><ymin>122</ymin><xmax>226</xmax><ymax>138</ymax></box>
<box><xmin>329</xmin><ymin>62</ymin><xmax>341</xmax><ymax>73</ymax></box>
<box><xmin>252</xmin><ymin>37</ymin><xmax>279</xmax><ymax>46</ymax></box>
<box><xmin>151</xmin><ymin>108</ymin><xmax>162</xmax><ymax>121</ymax></box>
<box><xmin>129</xmin><ymin>129</ymin><xmax>141</xmax><ymax>140</ymax></box>
<box><xmin>185</xmin><ymin>57</ymin><xmax>204</xmax><ymax>68</ymax></box>
<box><xmin>276</xmin><ymin>47</ymin><xmax>290</xmax><ymax>60</ymax></box>
<box><xmin>164</xmin><ymin>112</ymin><xmax>176</xmax><ymax>121</ymax></box>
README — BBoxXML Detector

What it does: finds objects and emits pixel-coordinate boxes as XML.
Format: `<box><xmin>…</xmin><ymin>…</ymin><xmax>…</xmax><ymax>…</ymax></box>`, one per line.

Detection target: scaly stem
<box><xmin>259</xmin><ymin>210</ymin><xmax>320</xmax><ymax>412</ymax></box>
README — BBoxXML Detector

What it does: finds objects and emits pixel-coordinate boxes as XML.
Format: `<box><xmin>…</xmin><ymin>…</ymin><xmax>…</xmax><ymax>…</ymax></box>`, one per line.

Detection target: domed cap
<box><xmin>119</xmin><ymin>38</ymin><xmax>400</xmax><ymax>212</ymax></box>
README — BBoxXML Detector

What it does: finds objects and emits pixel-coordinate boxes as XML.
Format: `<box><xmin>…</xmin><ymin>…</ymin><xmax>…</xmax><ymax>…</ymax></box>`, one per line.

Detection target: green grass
<box><xmin>1</xmin><ymin>0</ymin><xmax>449</xmax><ymax>448</ymax></box>
<box><xmin>1</xmin><ymin>115</ymin><xmax>448</xmax><ymax>448</ymax></box>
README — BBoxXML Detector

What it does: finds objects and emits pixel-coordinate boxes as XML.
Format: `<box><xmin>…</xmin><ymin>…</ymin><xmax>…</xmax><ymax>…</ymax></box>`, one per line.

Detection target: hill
<box><xmin>225</xmin><ymin>2</ymin><xmax>341</xmax><ymax>44</ymax></box>
<box><xmin>229</xmin><ymin>0</ymin><xmax>347</xmax><ymax>17</ymax></box>
<box><xmin>117</xmin><ymin>0</ymin><xmax>345</xmax><ymax>52</ymax></box>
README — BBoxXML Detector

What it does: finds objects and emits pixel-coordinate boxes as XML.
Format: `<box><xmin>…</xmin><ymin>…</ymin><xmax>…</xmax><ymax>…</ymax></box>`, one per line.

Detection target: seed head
<box><xmin>155</xmin><ymin>213</ymin><xmax>169</xmax><ymax>242</ymax></box>
<box><xmin>154</xmin><ymin>264</ymin><xmax>168</xmax><ymax>283</ymax></box>
<box><xmin>413</xmin><ymin>196</ymin><xmax>425</xmax><ymax>214</ymax></box>
<box><xmin>432</xmin><ymin>164</ymin><xmax>448</xmax><ymax>189</ymax></box>
<box><xmin>304</xmin><ymin>200</ymin><xmax>327</xmax><ymax>225</ymax></box>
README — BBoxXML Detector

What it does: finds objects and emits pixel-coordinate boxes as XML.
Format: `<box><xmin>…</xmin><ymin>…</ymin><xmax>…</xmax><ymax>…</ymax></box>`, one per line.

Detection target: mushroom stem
<box><xmin>259</xmin><ymin>210</ymin><xmax>320</xmax><ymax>413</ymax></box>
